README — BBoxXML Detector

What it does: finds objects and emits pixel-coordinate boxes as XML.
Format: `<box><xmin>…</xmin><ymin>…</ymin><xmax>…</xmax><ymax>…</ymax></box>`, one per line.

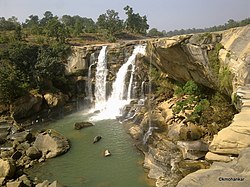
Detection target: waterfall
<box><xmin>94</xmin><ymin>46</ymin><xmax>108</xmax><ymax>110</ymax></box>
<box><xmin>143</xmin><ymin>50</ymin><xmax>157</xmax><ymax>144</ymax></box>
<box><xmin>91</xmin><ymin>44</ymin><xmax>146</xmax><ymax>120</ymax></box>
<box><xmin>141</xmin><ymin>81</ymin><xmax>145</xmax><ymax>99</ymax></box>
<box><xmin>127</xmin><ymin>63</ymin><xmax>135</xmax><ymax>100</ymax></box>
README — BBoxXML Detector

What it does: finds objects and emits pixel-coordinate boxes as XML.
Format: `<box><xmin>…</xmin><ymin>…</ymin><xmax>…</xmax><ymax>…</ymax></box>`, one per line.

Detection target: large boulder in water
<box><xmin>33</xmin><ymin>129</ymin><xmax>70</xmax><ymax>159</ymax></box>
<box><xmin>74</xmin><ymin>122</ymin><xmax>94</xmax><ymax>130</ymax></box>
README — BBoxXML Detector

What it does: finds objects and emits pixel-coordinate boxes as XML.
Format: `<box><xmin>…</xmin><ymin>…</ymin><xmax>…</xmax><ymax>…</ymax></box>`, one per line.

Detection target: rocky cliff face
<box><xmin>148</xmin><ymin>25</ymin><xmax>250</xmax><ymax>96</ymax></box>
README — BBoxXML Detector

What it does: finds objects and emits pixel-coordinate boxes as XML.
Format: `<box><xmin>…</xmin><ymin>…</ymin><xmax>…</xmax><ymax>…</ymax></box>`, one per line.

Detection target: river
<box><xmin>27</xmin><ymin>110</ymin><xmax>153</xmax><ymax>187</ymax></box>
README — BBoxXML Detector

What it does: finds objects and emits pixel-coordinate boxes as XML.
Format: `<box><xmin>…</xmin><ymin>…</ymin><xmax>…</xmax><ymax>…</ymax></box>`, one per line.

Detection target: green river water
<box><xmin>27</xmin><ymin>111</ymin><xmax>153</xmax><ymax>187</ymax></box>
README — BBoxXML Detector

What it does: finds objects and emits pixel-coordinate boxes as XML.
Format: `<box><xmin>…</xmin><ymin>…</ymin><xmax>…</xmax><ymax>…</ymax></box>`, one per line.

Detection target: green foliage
<box><xmin>124</xmin><ymin>6</ymin><xmax>149</xmax><ymax>34</ymax></box>
<box><xmin>174</xmin><ymin>80</ymin><xmax>201</xmax><ymax>97</ymax></box>
<box><xmin>0</xmin><ymin>16</ymin><xmax>20</xmax><ymax>31</ymax></box>
<box><xmin>219</xmin><ymin>66</ymin><xmax>233</xmax><ymax>92</ymax></box>
<box><xmin>0</xmin><ymin>39</ymin><xmax>71</xmax><ymax>102</ymax></box>
<box><xmin>208</xmin><ymin>43</ymin><xmax>224</xmax><ymax>75</ymax></box>
<box><xmin>45</xmin><ymin>17</ymin><xmax>69</xmax><ymax>43</ymax></box>
<box><xmin>97</xmin><ymin>9</ymin><xmax>124</xmax><ymax>36</ymax></box>
<box><xmin>150</xmin><ymin>67</ymin><xmax>174</xmax><ymax>96</ymax></box>
<box><xmin>183</xmin><ymin>80</ymin><xmax>200</xmax><ymax>95</ymax></box>
<box><xmin>147</xmin><ymin>28</ymin><xmax>164</xmax><ymax>37</ymax></box>
<box><xmin>0</xmin><ymin>61</ymin><xmax>27</xmax><ymax>103</ymax></box>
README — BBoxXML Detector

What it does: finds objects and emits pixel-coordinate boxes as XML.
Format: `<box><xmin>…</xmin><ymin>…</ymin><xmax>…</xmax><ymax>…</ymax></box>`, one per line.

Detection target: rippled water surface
<box><xmin>27</xmin><ymin>111</ymin><xmax>152</xmax><ymax>187</ymax></box>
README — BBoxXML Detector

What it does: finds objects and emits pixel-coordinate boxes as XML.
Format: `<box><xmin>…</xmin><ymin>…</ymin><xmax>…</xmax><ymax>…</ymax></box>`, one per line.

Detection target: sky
<box><xmin>0</xmin><ymin>0</ymin><xmax>250</xmax><ymax>31</ymax></box>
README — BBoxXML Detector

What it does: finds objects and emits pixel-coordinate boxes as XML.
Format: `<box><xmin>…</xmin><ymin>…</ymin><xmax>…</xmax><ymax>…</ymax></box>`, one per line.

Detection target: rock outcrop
<box><xmin>44</xmin><ymin>92</ymin><xmax>69</xmax><ymax>108</ymax></box>
<box><xmin>149</xmin><ymin>25</ymin><xmax>250</xmax><ymax>95</ymax></box>
<box><xmin>10</xmin><ymin>94</ymin><xmax>43</xmax><ymax>120</ymax></box>
<box><xmin>177</xmin><ymin>147</ymin><xmax>250</xmax><ymax>187</ymax></box>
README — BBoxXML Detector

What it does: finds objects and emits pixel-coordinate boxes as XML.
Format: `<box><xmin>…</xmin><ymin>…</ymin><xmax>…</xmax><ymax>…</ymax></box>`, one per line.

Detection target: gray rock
<box><xmin>26</xmin><ymin>146</ymin><xmax>42</xmax><ymax>160</ymax></box>
<box><xmin>93</xmin><ymin>136</ymin><xmax>102</xmax><ymax>143</ymax></box>
<box><xmin>11</xmin><ymin>151</ymin><xmax>22</xmax><ymax>160</ymax></box>
<box><xmin>34</xmin><ymin>129</ymin><xmax>70</xmax><ymax>159</ymax></box>
<box><xmin>10</xmin><ymin>94</ymin><xmax>43</xmax><ymax>120</ymax></box>
<box><xmin>74</xmin><ymin>122</ymin><xmax>94</xmax><ymax>130</ymax></box>
<box><xmin>177</xmin><ymin>147</ymin><xmax>250</xmax><ymax>187</ymax></box>
<box><xmin>177</xmin><ymin>140</ymin><xmax>208</xmax><ymax>160</ymax></box>
<box><xmin>7</xmin><ymin>131</ymin><xmax>33</xmax><ymax>143</ymax></box>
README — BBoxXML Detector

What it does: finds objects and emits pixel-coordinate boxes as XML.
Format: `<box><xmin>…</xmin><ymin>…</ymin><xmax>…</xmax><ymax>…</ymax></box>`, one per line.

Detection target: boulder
<box><xmin>11</xmin><ymin>151</ymin><xmax>22</xmax><ymax>160</ymax></box>
<box><xmin>10</xmin><ymin>94</ymin><xmax>43</xmax><ymax>120</ymax></box>
<box><xmin>74</xmin><ymin>122</ymin><xmax>94</xmax><ymax>130</ymax></box>
<box><xmin>177</xmin><ymin>140</ymin><xmax>208</xmax><ymax>160</ymax></box>
<box><xmin>104</xmin><ymin>150</ymin><xmax>111</xmax><ymax>157</ymax></box>
<box><xmin>18</xmin><ymin>174</ymin><xmax>32</xmax><ymax>187</ymax></box>
<box><xmin>179</xmin><ymin>123</ymin><xmax>204</xmax><ymax>141</ymax></box>
<box><xmin>36</xmin><ymin>180</ymin><xmax>50</xmax><ymax>187</ymax></box>
<box><xmin>93</xmin><ymin>136</ymin><xmax>102</xmax><ymax>143</ymax></box>
<box><xmin>0</xmin><ymin>177</ymin><xmax>4</xmax><ymax>186</ymax></box>
<box><xmin>6</xmin><ymin>181</ymin><xmax>23</xmax><ymax>187</ymax></box>
<box><xmin>33</xmin><ymin>129</ymin><xmax>70</xmax><ymax>159</ymax></box>
<box><xmin>128</xmin><ymin>126</ymin><xmax>143</xmax><ymax>140</ymax></box>
<box><xmin>205</xmin><ymin>152</ymin><xmax>232</xmax><ymax>162</ymax></box>
<box><xmin>48</xmin><ymin>181</ymin><xmax>64</xmax><ymax>187</ymax></box>
<box><xmin>7</xmin><ymin>131</ymin><xmax>33</xmax><ymax>143</ymax></box>
<box><xmin>0</xmin><ymin>159</ymin><xmax>16</xmax><ymax>179</ymax></box>
<box><xmin>44</xmin><ymin>92</ymin><xmax>69</xmax><ymax>108</ymax></box>
<box><xmin>26</xmin><ymin>146</ymin><xmax>42</xmax><ymax>160</ymax></box>
<box><xmin>177</xmin><ymin>147</ymin><xmax>250</xmax><ymax>187</ymax></box>
<box><xmin>0</xmin><ymin>124</ymin><xmax>11</xmax><ymax>143</ymax></box>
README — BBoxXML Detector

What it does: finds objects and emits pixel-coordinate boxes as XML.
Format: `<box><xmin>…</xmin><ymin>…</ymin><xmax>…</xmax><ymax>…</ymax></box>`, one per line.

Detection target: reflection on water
<box><xmin>27</xmin><ymin>111</ymin><xmax>152</xmax><ymax>187</ymax></box>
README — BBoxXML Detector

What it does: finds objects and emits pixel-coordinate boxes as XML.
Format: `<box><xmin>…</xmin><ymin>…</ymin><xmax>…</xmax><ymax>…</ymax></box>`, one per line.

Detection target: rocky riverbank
<box><xmin>0</xmin><ymin>124</ymin><xmax>70</xmax><ymax>186</ymax></box>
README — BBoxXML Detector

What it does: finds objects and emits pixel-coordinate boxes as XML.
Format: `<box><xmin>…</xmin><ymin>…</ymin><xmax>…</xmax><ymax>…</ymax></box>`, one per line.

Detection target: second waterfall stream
<box><xmin>91</xmin><ymin>44</ymin><xmax>147</xmax><ymax>120</ymax></box>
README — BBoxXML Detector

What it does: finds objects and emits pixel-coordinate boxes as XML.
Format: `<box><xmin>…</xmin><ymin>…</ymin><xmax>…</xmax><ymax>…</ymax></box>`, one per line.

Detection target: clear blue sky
<box><xmin>0</xmin><ymin>0</ymin><xmax>250</xmax><ymax>31</ymax></box>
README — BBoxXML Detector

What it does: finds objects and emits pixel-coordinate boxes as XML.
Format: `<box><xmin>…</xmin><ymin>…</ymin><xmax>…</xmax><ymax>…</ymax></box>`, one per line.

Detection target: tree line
<box><xmin>147</xmin><ymin>18</ymin><xmax>250</xmax><ymax>37</ymax></box>
<box><xmin>0</xmin><ymin>6</ymin><xmax>149</xmax><ymax>42</ymax></box>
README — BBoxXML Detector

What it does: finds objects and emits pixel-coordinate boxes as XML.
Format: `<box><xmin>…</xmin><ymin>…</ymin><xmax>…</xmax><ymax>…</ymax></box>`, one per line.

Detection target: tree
<box><xmin>124</xmin><ymin>5</ymin><xmax>149</xmax><ymax>34</ymax></box>
<box><xmin>0</xmin><ymin>61</ymin><xmax>27</xmax><ymax>103</ymax></box>
<box><xmin>24</xmin><ymin>15</ymin><xmax>41</xmax><ymax>34</ymax></box>
<box><xmin>35</xmin><ymin>45</ymin><xmax>67</xmax><ymax>90</ymax></box>
<box><xmin>40</xmin><ymin>11</ymin><xmax>54</xmax><ymax>26</ymax></box>
<box><xmin>0</xmin><ymin>16</ymin><xmax>20</xmax><ymax>31</ymax></box>
<box><xmin>45</xmin><ymin>17</ymin><xmax>69</xmax><ymax>43</ymax></box>
<box><xmin>97</xmin><ymin>9</ymin><xmax>124</xmax><ymax>35</ymax></box>
<box><xmin>148</xmin><ymin>28</ymin><xmax>164</xmax><ymax>37</ymax></box>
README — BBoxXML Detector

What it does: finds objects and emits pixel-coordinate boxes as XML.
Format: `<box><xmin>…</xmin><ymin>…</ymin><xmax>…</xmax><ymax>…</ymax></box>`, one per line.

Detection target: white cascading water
<box><xmin>142</xmin><ymin>50</ymin><xmax>158</xmax><ymax>144</ymax></box>
<box><xmin>91</xmin><ymin>45</ymin><xmax>146</xmax><ymax>120</ymax></box>
<box><xmin>94</xmin><ymin>46</ymin><xmax>108</xmax><ymax>110</ymax></box>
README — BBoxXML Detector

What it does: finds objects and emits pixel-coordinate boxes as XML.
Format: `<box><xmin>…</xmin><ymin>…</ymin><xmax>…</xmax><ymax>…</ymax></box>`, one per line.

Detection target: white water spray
<box><xmin>91</xmin><ymin>45</ymin><xmax>146</xmax><ymax>120</ymax></box>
